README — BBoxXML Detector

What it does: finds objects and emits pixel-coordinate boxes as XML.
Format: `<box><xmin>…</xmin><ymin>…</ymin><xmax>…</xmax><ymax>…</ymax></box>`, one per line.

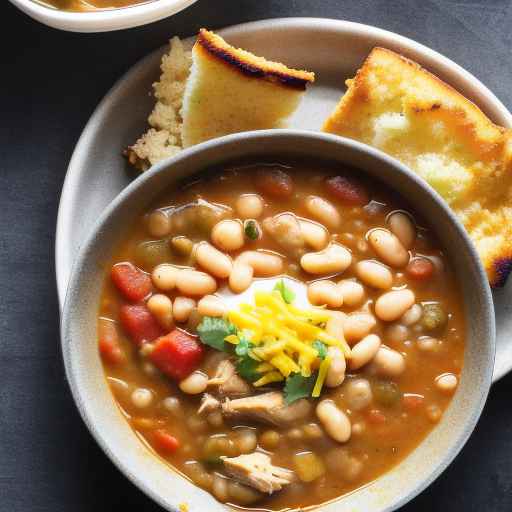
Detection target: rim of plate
<box><xmin>61</xmin><ymin>129</ymin><xmax>495</xmax><ymax>512</ymax></box>
<box><xmin>8</xmin><ymin>0</ymin><xmax>198</xmax><ymax>33</ymax></box>
<box><xmin>55</xmin><ymin>16</ymin><xmax>512</xmax><ymax>374</ymax></box>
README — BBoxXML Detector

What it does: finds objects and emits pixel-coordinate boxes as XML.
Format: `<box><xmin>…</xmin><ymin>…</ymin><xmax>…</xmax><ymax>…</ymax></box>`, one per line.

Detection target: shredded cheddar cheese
<box><xmin>225</xmin><ymin>290</ymin><xmax>350</xmax><ymax>396</ymax></box>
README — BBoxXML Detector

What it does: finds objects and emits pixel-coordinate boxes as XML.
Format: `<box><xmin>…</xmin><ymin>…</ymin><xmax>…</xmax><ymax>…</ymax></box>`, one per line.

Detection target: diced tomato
<box><xmin>98</xmin><ymin>319</ymin><xmax>125</xmax><ymax>364</ymax></box>
<box><xmin>119</xmin><ymin>304</ymin><xmax>164</xmax><ymax>346</ymax></box>
<box><xmin>111</xmin><ymin>262</ymin><xmax>152</xmax><ymax>302</ymax></box>
<box><xmin>366</xmin><ymin>409</ymin><xmax>387</xmax><ymax>425</ymax></box>
<box><xmin>402</xmin><ymin>393</ymin><xmax>425</xmax><ymax>411</ymax></box>
<box><xmin>153</xmin><ymin>429</ymin><xmax>180</xmax><ymax>454</ymax></box>
<box><xmin>405</xmin><ymin>257</ymin><xmax>435</xmax><ymax>281</ymax></box>
<box><xmin>150</xmin><ymin>329</ymin><xmax>204</xmax><ymax>381</ymax></box>
<box><xmin>325</xmin><ymin>175</ymin><xmax>369</xmax><ymax>206</ymax></box>
<box><xmin>254</xmin><ymin>168</ymin><xmax>294</xmax><ymax>199</ymax></box>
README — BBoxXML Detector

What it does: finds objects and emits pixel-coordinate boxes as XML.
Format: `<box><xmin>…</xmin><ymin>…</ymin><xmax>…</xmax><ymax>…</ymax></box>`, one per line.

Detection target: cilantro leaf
<box><xmin>274</xmin><ymin>279</ymin><xmax>295</xmax><ymax>304</ymax></box>
<box><xmin>244</xmin><ymin>219</ymin><xmax>260</xmax><ymax>240</ymax></box>
<box><xmin>312</xmin><ymin>340</ymin><xmax>328</xmax><ymax>360</ymax></box>
<box><xmin>236</xmin><ymin>356</ymin><xmax>260</xmax><ymax>382</ymax></box>
<box><xmin>283</xmin><ymin>373</ymin><xmax>317</xmax><ymax>404</ymax></box>
<box><xmin>197</xmin><ymin>316</ymin><xmax>236</xmax><ymax>352</ymax></box>
<box><xmin>235</xmin><ymin>335</ymin><xmax>252</xmax><ymax>357</ymax></box>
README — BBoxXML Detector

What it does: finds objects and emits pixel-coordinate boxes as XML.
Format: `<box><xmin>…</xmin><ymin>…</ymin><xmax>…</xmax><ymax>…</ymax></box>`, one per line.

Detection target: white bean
<box><xmin>151</xmin><ymin>264</ymin><xmax>179</xmax><ymax>291</ymax></box>
<box><xmin>401</xmin><ymin>303</ymin><xmax>423</xmax><ymax>326</ymax></box>
<box><xmin>344</xmin><ymin>378</ymin><xmax>373</xmax><ymax>411</ymax></box>
<box><xmin>148</xmin><ymin>210</ymin><xmax>172</xmax><ymax>238</ymax></box>
<box><xmin>435</xmin><ymin>373</ymin><xmax>458</xmax><ymax>393</ymax></box>
<box><xmin>131</xmin><ymin>388</ymin><xmax>153</xmax><ymax>408</ymax></box>
<box><xmin>385</xmin><ymin>324</ymin><xmax>409</xmax><ymax>343</ymax></box>
<box><xmin>375</xmin><ymin>289</ymin><xmax>415</xmax><ymax>321</ymax></box>
<box><xmin>233</xmin><ymin>429</ymin><xmax>258</xmax><ymax>454</ymax></box>
<box><xmin>417</xmin><ymin>336</ymin><xmax>440</xmax><ymax>352</ymax></box>
<box><xmin>337</xmin><ymin>279</ymin><xmax>365</xmax><ymax>306</ymax></box>
<box><xmin>343</xmin><ymin>313</ymin><xmax>376</xmax><ymax>343</ymax></box>
<box><xmin>195</xmin><ymin>242</ymin><xmax>233</xmax><ymax>279</ymax></box>
<box><xmin>236</xmin><ymin>194</ymin><xmax>264</xmax><ymax>219</ymax></box>
<box><xmin>146</xmin><ymin>294</ymin><xmax>173</xmax><ymax>329</ymax></box>
<box><xmin>326</xmin><ymin>311</ymin><xmax>347</xmax><ymax>341</ymax></box>
<box><xmin>368</xmin><ymin>229</ymin><xmax>409</xmax><ymax>268</ymax></box>
<box><xmin>173</xmin><ymin>297</ymin><xmax>196</xmax><ymax>322</ymax></box>
<box><xmin>305</xmin><ymin>195</ymin><xmax>342</xmax><ymax>230</ymax></box>
<box><xmin>355</xmin><ymin>260</ymin><xmax>393</xmax><ymax>289</ymax></box>
<box><xmin>198</xmin><ymin>295</ymin><xmax>226</xmax><ymax>317</ymax></box>
<box><xmin>325</xmin><ymin>346</ymin><xmax>346</xmax><ymax>388</ymax></box>
<box><xmin>229</xmin><ymin>261</ymin><xmax>254</xmax><ymax>293</ymax></box>
<box><xmin>373</xmin><ymin>346</ymin><xmax>406</xmax><ymax>377</ymax></box>
<box><xmin>388</xmin><ymin>211</ymin><xmax>416</xmax><ymax>249</ymax></box>
<box><xmin>299</xmin><ymin>219</ymin><xmax>329</xmax><ymax>250</ymax></box>
<box><xmin>307</xmin><ymin>280</ymin><xmax>344</xmax><ymax>307</ymax></box>
<box><xmin>175</xmin><ymin>269</ymin><xmax>217</xmax><ymax>296</ymax></box>
<box><xmin>162</xmin><ymin>396</ymin><xmax>183</xmax><ymax>417</ymax></box>
<box><xmin>212</xmin><ymin>474</ymin><xmax>229</xmax><ymax>502</ymax></box>
<box><xmin>236</xmin><ymin>250</ymin><xmax>283</xmax><ymax>277</ymax></box>
<box><xmin>349</xmin><ymin>334</ymin><xmax>381</xmax><ymax>370</ymax></box>
<box><xmin>179</xmin><ymin>371</ymin><xmax>209</xmax><ymax>395</ymax></box>
<box><xmin>211</xmin><ymin>220</ymin><xmax>245</xmax><ymax>252</ymax></box>
<box><xmin>300</xmin><ymin>243</ymin><xmax>352</xmax><ymax>275</ymax></box>
<box><xmin>316</xmin><ymin>400</ymin><xmax>351</xmax><ymax>443</ymax></box>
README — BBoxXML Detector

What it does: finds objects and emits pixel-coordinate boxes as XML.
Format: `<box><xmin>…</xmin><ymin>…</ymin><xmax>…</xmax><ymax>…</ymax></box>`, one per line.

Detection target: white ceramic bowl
<box><xmin>8</xmin><ymin>0</ymin><xmax>197</xmax><ymax>32</ymax></box>
<box><xmin>61</xmin><ymin>130</ymin><xmax>495</xmax><ymax>512</ymax></box>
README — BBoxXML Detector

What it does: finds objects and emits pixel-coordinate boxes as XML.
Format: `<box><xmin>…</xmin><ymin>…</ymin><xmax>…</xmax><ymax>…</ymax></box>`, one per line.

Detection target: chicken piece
<box><xmin>222</xmin><ymin>452</ymin><xmax>294</xmax><ymax>494</ymax></box>
<box><xmin>221</xmin><ymin>391</ymin><xmax>312</xmax><ymax>427</ymax></box>
<box><xmin>198</xmin><ymin>393</ymin><xmax>220</xmax><ymax>415</ymax></box>
<box><xmin>208</xmin><ymin>359</ymin><xmax>252</xmax><ymax>397</ymax></box>
<box><xmin>262</xmin><ymin>213</ymin><xmax>305</xmax><ymax>259</ymax></box>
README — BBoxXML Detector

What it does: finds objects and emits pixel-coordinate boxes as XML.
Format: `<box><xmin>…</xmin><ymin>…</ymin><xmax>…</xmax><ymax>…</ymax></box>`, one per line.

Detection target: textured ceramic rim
<box><xmin>7</xmin><ymin>0</ymin><xmax>197</xmax><ymax>32</ymax></box>
<box><xmin>61</xmin><ymin>130</ymin><xmax>494</xmax><ymax>512</ymax></box>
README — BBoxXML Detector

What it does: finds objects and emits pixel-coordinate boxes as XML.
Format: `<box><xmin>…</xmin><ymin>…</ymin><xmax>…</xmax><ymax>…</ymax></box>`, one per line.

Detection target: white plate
<box><xmin>55</xmin><ymin>17</ymin><xmax>512</xmax><ymax>381</ymax></box>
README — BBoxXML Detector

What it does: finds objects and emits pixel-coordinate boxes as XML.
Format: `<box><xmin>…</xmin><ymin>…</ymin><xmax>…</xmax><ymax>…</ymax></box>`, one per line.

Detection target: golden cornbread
<box><xmin>181</xmin><ymin>29</ymin><xmax>314</xmax><ymax>147</ymax></box>
<box><xmin>323</xmin><ymin>47</ymin><xmax>512</xmax><ymax>286</ymax></box>
<box><xmin>127</xmin><ymin>30</ymin><xmax>314</xmax><ymax>169</ymax></box>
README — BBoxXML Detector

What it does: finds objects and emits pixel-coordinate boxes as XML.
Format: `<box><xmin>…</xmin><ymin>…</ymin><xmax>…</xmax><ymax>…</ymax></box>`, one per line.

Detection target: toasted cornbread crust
<box><xmin>323</xmin><ymin>47</ymin><xmax>512</xmax><ymax>286</ymax></box>
<box><xmin>196</xmin><ymin>29</ymin><xmax>314</xmax><ymax>90</ymax></box>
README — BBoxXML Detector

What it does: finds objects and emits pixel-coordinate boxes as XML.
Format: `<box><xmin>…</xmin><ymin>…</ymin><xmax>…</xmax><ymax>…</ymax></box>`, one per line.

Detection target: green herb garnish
<box><xmin>283</xmin><ymin>372</ymin><xmax>317</xmax><ymax>404</ymax></box>
<box><xmin>235</xmin><ymin>335</ymin><xmax>252</xmax><ymax>357</ymax></box>
<box><xmin>236</xmin><ymin>356</ymin><xmax>261</xmax><ymax>382</ymax></box>
<box><xmin>197</xmin><ymin>316</ymin><xmax>236</xmax><ymax>352</ymax></box>
<box><xmin>244</xmin><ymin>219</ymin><xmax>260</xmax><ymax>240</ymax></box>
<box><xmin>273</xmin><ymin>279</ymin><xmax>295</xmax><ymax>304</ymax></box>
<box><xmin>312</xmin><ymin>340</ymin><xmax>328</xmax><ymax>360</ymax></box>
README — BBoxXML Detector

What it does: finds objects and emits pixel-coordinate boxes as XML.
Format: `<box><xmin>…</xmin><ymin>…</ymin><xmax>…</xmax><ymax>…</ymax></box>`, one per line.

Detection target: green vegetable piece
<box><xmin>284</xmin><ymin>373</ymin><xmax>317</xmax><ymax>404</ymax></box>
<box><xmin>235</xmin><ymin>335</ymin><xmax>252</xmax><ymax>357</ymax></box>
<box><xmin>273</xmin><ymin>279</ymin><xmax>296</xmax><ymax>304</ymax></box>
<box><xmin>421</xmin><ymin>303</ymin><xmax>448</xmax><ymax>333</ymax></box>
<box><xmin>312</xmin><ymin>340</ymin><xmax>328</xmax><ymax>360</ymax></box>
<box><xmin>197</xmin><ymin>316</ymin><xmax>236</xmax><ymax>352</ymax></box>
<box><xmin>373</xmin><ymin>381</ymin><xmax>402</xmax><ymax>407</ymax></box>
<box><xmin>236</xmin><ymin>356</ymin><xmax>261</xmax><ymax>382</ymax></box>
<box><xmin>244</xmin><ymin>219</ymin><xmax>260</xmax><ymax>240</ymax></box>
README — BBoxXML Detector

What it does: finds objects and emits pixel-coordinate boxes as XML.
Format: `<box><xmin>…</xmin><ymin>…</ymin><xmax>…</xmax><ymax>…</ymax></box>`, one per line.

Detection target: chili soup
<box><xmin>98</xmin><ymin>160</ymin><xmax>465</xmax><ymax>510</ymax></box>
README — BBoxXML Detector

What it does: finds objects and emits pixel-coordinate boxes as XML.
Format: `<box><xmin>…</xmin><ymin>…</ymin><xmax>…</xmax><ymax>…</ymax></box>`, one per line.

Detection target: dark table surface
<box><xmin>2</xmin><ymin>0</ymin><xmax>512</xmax><ymax>510</ymax></box>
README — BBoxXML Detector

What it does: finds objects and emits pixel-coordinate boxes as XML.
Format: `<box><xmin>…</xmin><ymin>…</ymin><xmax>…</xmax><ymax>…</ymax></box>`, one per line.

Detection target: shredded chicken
<box><xmin>221</xmin><ymin>391</ymin><xmax>312</xmax><ymax>427</ymax></box>
<box><xmin>222</xmin><ymin>452</ymin><xmax>294</xmax><ymax>494</ymax></box>
<box><xmin>208</xmin><ymin>359</ymin><xmax>252</xmax><ymax>397</ymax></box>
<box><xmin>262</xmin><ymin>213</ymin><xmax>305</xmax><ymax>259</ymax></box>
<box><xmin>197</xmin><ymin>393</ymin><xmax>220</xmax><ymax>415</ymax></box>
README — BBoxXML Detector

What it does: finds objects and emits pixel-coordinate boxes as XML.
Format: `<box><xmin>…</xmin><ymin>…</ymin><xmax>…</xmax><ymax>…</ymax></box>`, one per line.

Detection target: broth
<box><xmin>98</xmin><ymin>160</ymin><xmax>465</xmax><ymax>510</ymax></box>
<box><xmin>37</xmin><ymin>0</ymin><xmax>153</xmax><ymax>12</ymax></box>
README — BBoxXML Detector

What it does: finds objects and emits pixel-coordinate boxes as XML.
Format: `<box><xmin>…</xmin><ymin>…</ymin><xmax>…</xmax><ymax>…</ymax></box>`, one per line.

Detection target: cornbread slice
<box><xmin>126</xmin><ymin>30</ymin><xmax>314</xmax><ymax>170</ymax></box>
<box><xmin>181</xmin><ymin>29</ymin><xmax>314</xmax><ymax>147</ymax></box>
<box><xmin>323</xmin><ymin>47</ymin><xmax>512</xmax><ymax>286</ymax></box>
